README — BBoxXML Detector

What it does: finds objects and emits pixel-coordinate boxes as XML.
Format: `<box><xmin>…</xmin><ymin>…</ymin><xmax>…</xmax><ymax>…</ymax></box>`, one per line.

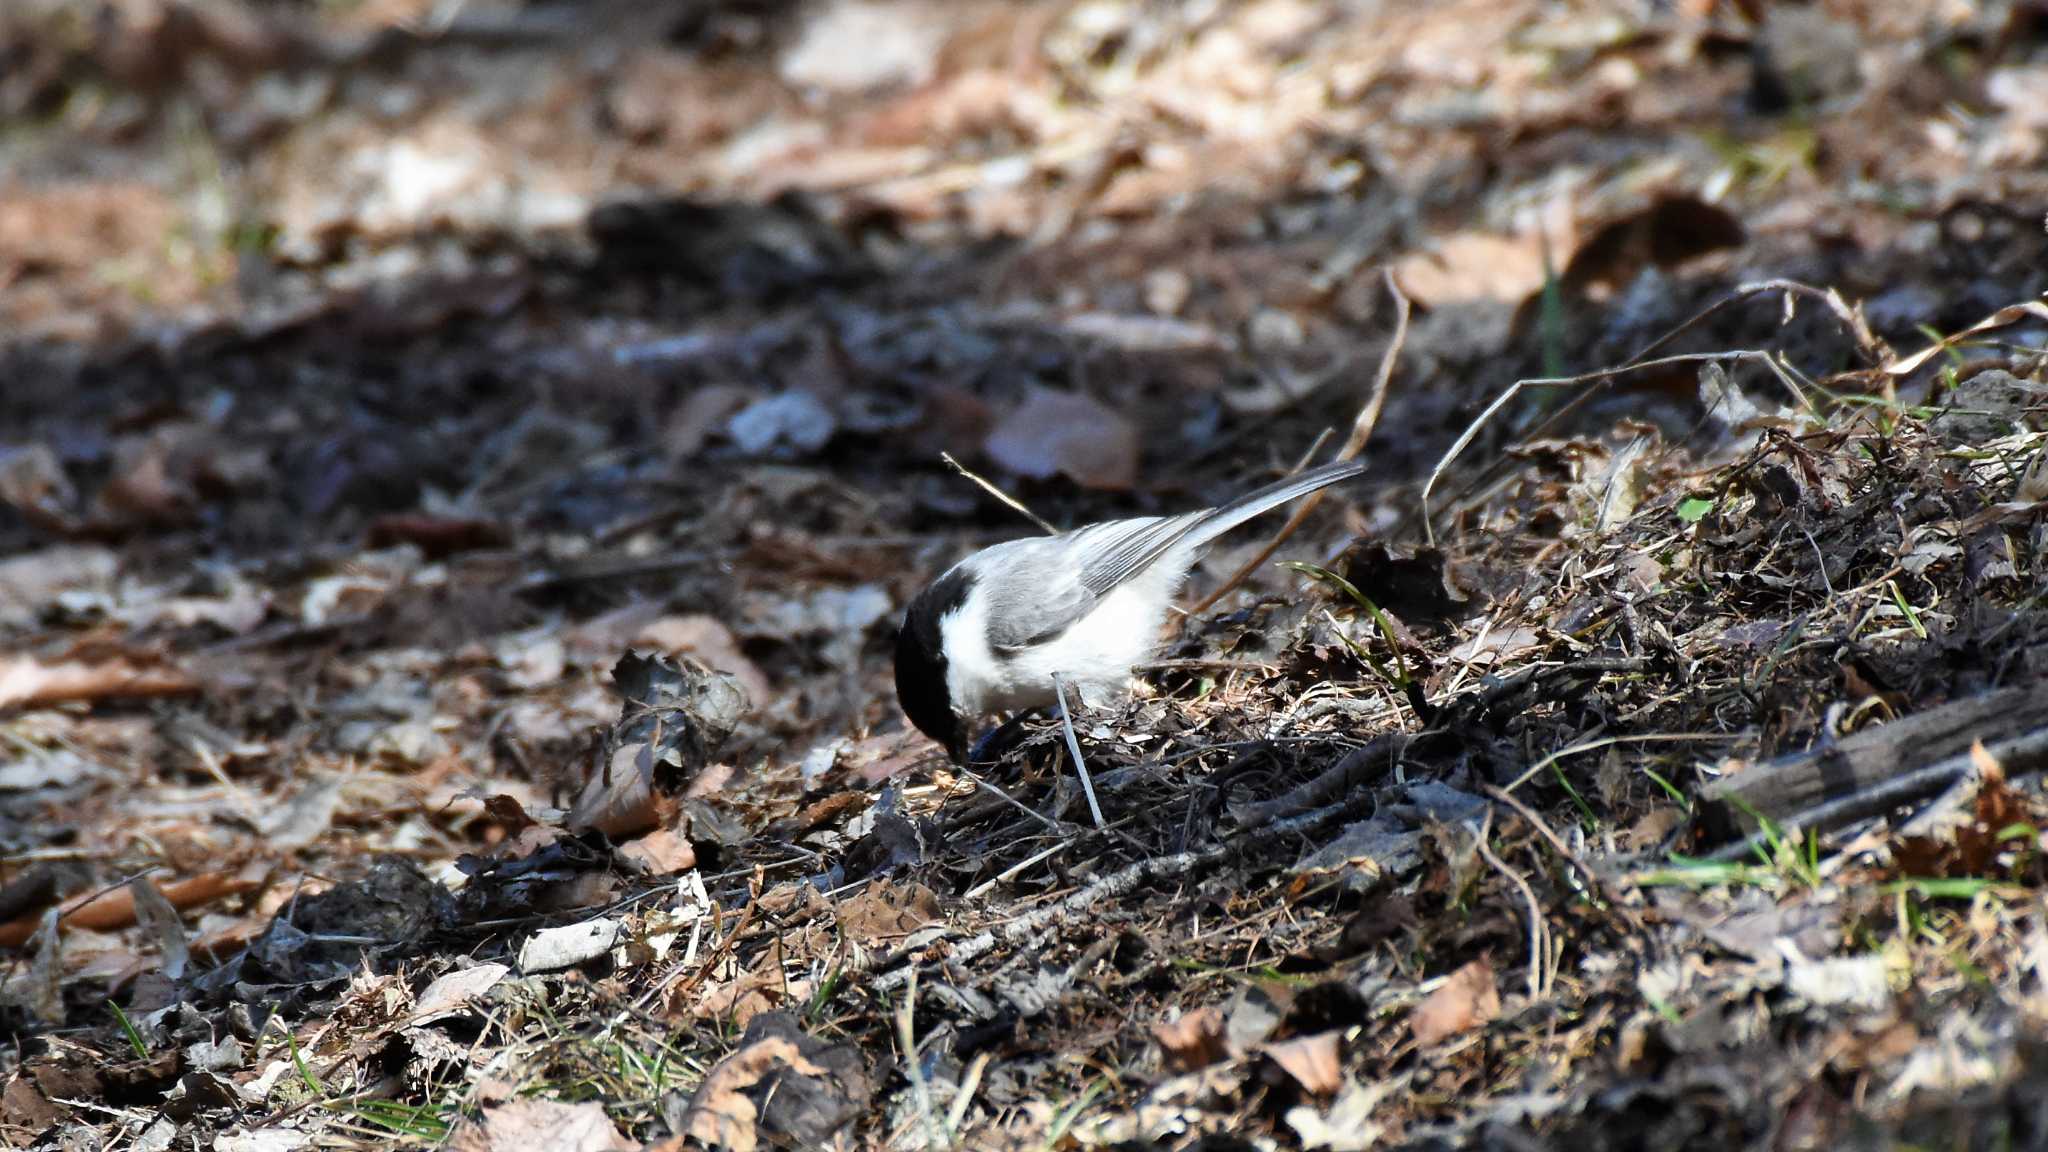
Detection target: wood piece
<box><xmin>1699</xmin><ymin>679</ymin><xmax>2048</xmax><ymax>840</ymax></box>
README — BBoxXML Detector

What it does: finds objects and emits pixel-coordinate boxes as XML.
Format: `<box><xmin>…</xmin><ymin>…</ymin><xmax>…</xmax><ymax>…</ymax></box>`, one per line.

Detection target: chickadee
<box><xmin>894</xmin><ymin>459</ymin><xmax>1366</xmax><ymax>760</ymax></box>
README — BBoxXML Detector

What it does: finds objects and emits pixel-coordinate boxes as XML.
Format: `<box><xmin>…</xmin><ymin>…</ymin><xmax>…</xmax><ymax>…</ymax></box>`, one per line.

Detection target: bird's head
<box><xmin>893</xmin><ymin>566</ymin><xmax>976</xmax><ymax>762</ymax></box>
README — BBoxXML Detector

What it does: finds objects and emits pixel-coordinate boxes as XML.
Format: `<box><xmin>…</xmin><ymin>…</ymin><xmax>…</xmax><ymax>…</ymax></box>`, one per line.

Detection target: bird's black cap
<box><xmin>894</xmin><ymin>566</ymin><xmax>975</xmax><ymax>761</ymax></box>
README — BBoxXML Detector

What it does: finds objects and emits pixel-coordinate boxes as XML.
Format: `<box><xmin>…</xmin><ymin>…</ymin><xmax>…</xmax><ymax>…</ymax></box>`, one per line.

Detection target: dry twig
<box><xmin>944</xmin><ymin>450</ymin><xmax>1058</xmax><ymax>535</ymax></box>
<box><xmin>1052</xmin><ymin>673</ymin><xmax>1107</xmax><ymax>829</ymax></box>
<box><xmin>1189</xmin><ymin>271</ymin><xmax>1410</xmax><ymax>615</ymax></box>
<box><xmin>1475</xmin><ymin>826</ymin><xmax>1548</xmax><ymax>1002</ymax></box>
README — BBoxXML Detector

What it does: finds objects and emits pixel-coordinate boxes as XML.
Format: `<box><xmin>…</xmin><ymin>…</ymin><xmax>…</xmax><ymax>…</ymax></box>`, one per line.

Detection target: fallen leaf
<box><xmin>778</xmin><ymin>0</ymin><xmax>951</xmax><ymax>94</ymax></box>
<box><xmin>1263</xmin><ymin>1031</ymin><xmax>1344</xmax><ymax>1096</ymax></box>
<box><xmin>185</xmin><ymin>1035</ymin><xmax>243</xmax><ymax>1073</ymax></box>
<box><xmin>1410</xmin><ymin>957</ymin><xmax>1499</xmax><ymax>1046</ymax></box>
<box><xmin>1785</xmin><ymin>954</ymin><xmax>1890</xmax><ymax>1012</ymax></box>
<box><xmin>693</xmin><ymin>967</ymin><xmax>811</xmax><ymax>1029</ymax></box>
<box><xmin>495</xmin><ymin>631</ymin><xmax>567</xmax><ymax>689</ymax></box>
<box><xmin>129</xmin><ymin>877</ymin><xmax>189</xmax><ymax>981</ymax></box>
<box><xmin>834</xmin><ymin>878</ymin><xmax>940</xmax><ymax>945</ymax></box>
<box><xmin>1151</xmin><ymin>1005</ymin><xmax>1227</xmax><ymax>1073</ymax></box>
<box><xmin>569</xmin><ymin>743</ymin><xmax>667</xmax><ymax>838</ymax></box>
<box><xmin>568</xmin><ymin>653</ymin><xmax>749</xmax><ymax>836</ymax></box>
<box><xmin>0</xmin><ymin>653</ymin><xmax>197</xmax><ymax>710</ymax></box>
<box><xmin>414</xmin><ymin>963</ymin><xmax>511</xmax><ymax>1018</ymax></box>
<box><xmin>633</xmin><ymin>616</ymin><xmax>773</xmax><ymax>707</ymax></box>
<box><xmin>1446</xmin><ymin>626</ymin><xmax>1543</xmax><ymax>666</ymax></box>
<box><xmin>1701</xmin><ymin>898</ymin><xmax>1841</xmax><ymax>963</ymax></box>
<box><xmin>1285</xmin><ymin>1077</ymin><xmax>1392</xmax><ymax>1151</ymax></box>
<box><xmin>726</xmin><ymin>391</ymin><xmax>836</xmax><ymax>456</ymax></box>
<box><xmin>662</xmin><ymin>384</ymin><xmax>756</xmax><ymax>458</ymax></box>
<box><xmin>618</xmin><ymin>828</ymin><xmax>697</xmax><ymax>876</ymax></box>
<box><xmin>675</xmin><ymin>1014</ymin><xmax>871</xmax><ymax>1152</ymax></box>
<box><xmin>517</xmin><ymin>919</ymin><xmax>623</xmax><ymax>974</ymax></box>
<box><xmin>1625</xmin><ymin>806</ymin><xmax>1684</xmax><ymax>849</ymax></box>
<box><xmin>21</xmin><ymin>909</ymin><xmax>62</xmax><ymax>1026</ymax></box>
<box><xmin>1</xmin><ymin>1075</ymin><xmax>62</xmax><ymax>1131</ymax></box>
<box><xmin>97</xmin><ymin>428</ymin><xmax>196</xmax><ymax>527</ymax></box>
<box><xmin>0</xmin><ymin>444</ymin><xmax>80</xmax><ymax>533</ymax></box>
<box><xmin>450</xmin><ymin>1098</ymin><xmax>637</xmax><ymax>1152</ymax></box>
<box><xmin>258</xmin><ymin>779</ymin><xmax>343</xmax><ymax>849</ymax></box>
<box><xmin>482</xmin><ymin>793</ymin><xmax>540</xmax><ymax>835</ymax></box>
<box><xmin>1290</xmin><ymin>816</ymin><xmax>1423</xmax><ymax>879</ymax></box>
<box><xmin>0</xmin><ymin>546</ymin><xmax>116</xmax><ymax>628</ymax></box>
<box><xmin>982</xmin><ymin>386</ymin><xmax>1140</xmax><ymax>490</ymax></box>
<box><xmin>1393</xmin><ymin>230</ymin><xmax>1547</xmax><ymax>307</ymax></box>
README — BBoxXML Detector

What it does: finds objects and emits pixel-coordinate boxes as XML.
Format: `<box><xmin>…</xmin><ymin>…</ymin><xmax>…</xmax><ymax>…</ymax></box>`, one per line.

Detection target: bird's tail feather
<box><xmin>1182</xmin><ymin>458</ymin><xmax>1366</xmax><ymax>551</ymax></box>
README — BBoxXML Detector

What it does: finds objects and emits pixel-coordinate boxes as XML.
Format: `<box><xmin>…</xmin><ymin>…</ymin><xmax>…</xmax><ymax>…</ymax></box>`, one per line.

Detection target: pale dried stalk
<box><xmin>1190</xmin><ymin>270</ymin><xmax>1410</xmax><ymax>615</ymax></box>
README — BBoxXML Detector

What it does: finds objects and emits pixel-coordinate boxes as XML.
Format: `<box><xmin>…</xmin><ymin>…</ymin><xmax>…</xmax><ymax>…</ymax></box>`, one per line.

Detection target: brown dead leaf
<box><xmin>633</xmin><ymin>616</ymin><xmax>773</xmax><ymax>707</ymax></box>
<box><xmin>662</xmin><ymin>384</ymin><xmax>757</xmax><ymax>458</ymax></box>
<box><xmin>680</xmin><ymin>1036</ymin><xmax>816</xmax><ymax>1152</ymax></box>
<box><xmin>1</xmin><ymin>1074</ymin><xmax>62</xmax><ymax>1131</ymax></box>
<box><xmin>1558</xmin><ymin>195</ymin><xmax>1746</xmax><ymax>297</ymax></box>
<box><xmin>1393</xmin><ymin>230</ymin><xmax>1548</xmax><ymax>307</ymax></box>
<box><xmin>982</xmin><ymin>386</ymin><xmax>1140</xmax><ymax>490</ymax></box>
<box><xmin>1626</xmin><ymin>807</ymin><xmax>1684</xmax><ymax>850</ymax></box>
<box><xmin>0</xmin><ymin>444</ymin><xmax>78</xmax><ymax>533</ymax></box>
<box><xmin>911</xmin><ymin>384</ymin><xmax>993</xmax><ymax>457</ymax></box>
<box><xmin>618</xmin><ymin>828</ymin><xmax>697</xmax><ymax>876</ymax></box>
<box><xmin>766</xmin><ymin>790</ymin><xmax>871</xmax><ymax>838</ymax></box>
<box><xmin>693</xmin><ymin>965</ymin><xmax>813</xmax><ymax>1030</ymax></box>
<box><xmin>674</xmin><ymin>1014</ymin><xmax>870</xmax><ymax>1152</ymax></box>
<box><xmin>413</xmin><ymin>963</ymin><xmax>511</xmax><ymax>1019</ymax></box>
<box><xmin>97</xmin><ymin>429</ymin><xmax>197</xmax><ymax>527</ymax></box>
<box><xmin>1152</xmin><ymin>1005</ymin><xmax>1227</xmax><ymax>1073</ymax></box>
<box><xmin>482</xmin><ymin>794</ymin><xmax>539</xmax><ymax>835</ymax></box>
<box><xmin>0</xmin><ymin>653</ymin><xmax>197</xmax><ymax>710</ymax></box>
<box><xmin>834</xmin><ymin>879</ymin><xmax>940</xmax><ymax>946</ymax></box>
<box><xmin>0</xmin><ymin>546</ymin><xmax>116</xmax><ymax>628</ymax></box>
<box><xmin>568</xmin><ymin>743</ymin><xmax>669</xmax><ymax>838</ymax></box>
<box><xmin>450</xmin><ymin>1098</ymin><xmax>637</xmax><ymax>1152</ymax></box>
<box><xmin>1410</xmin><ymin>957</ymin><xmax>1499</xmax><ymax>1046</ymax></box>
<box><xmin>1263</xmin><ymin>1031</ymin><xmax>1344</xmax><ymax>1097</ymax></box>
<box><xmin>1892</xmin><ymin>740</ymin><xmax>2039</xmax><ymax>879</ymax></box>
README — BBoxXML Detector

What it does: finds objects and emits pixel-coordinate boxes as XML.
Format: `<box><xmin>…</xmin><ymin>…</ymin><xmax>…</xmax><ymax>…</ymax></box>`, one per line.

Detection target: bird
<box><xmin>894</xmin><ymin>458</ymin><xmax>1366</xmax><ymax>761</ymax></box>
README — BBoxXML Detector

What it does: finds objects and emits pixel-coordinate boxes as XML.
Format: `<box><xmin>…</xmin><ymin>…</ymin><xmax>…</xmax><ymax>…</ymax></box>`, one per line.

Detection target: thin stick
<box><xmin>1501</xmin><ymin>731</ymin><xmax>1731</xmax><ymax>794</ymax></box>
<box><xmin>1482</xmin><ymin>783</ymin><xmax>1638</xmax><ymax>926</ymax></box>
<box><xmin>960</xmin><ymin>768</ymin><xmax>1064</xmax><ymax>834</ymax></box>
<box><xmin>897</xmin><ymin>970</ymin><xmax>946</xmax><ymax>1152</ymax></box>
<box><xmin>1476</xmin><ymin>827</ymin><xmax>1547</xmax><ymax>1002</ymax></box>
<box><xmin>1420</xmin><ymin>277</ymin><xmax>1880</xmax><ymax>545</ymax></box>
<box><xmin>943</xmin><ymin>451</ymin><xmax>1058</xmax><ymax>535</ymax></box>
<box><xmin>1424</xmin><ymin>350</ymin><xmax>1775</xmax><ymax>544</ymax></box>
<box><xmin>1051</xmin><ymin>673</ymin><xmax>1106</xmax><ymax>829</ymax></box>
<box><xmin>1189</xmin><ymin>271</ymin><xmax>1410</xmax><ymax>615</ymax></box>
<box><xmin>964</xmin><ymin>840</ymin><xmax>1070</xmax><ymax>901</ymax></box>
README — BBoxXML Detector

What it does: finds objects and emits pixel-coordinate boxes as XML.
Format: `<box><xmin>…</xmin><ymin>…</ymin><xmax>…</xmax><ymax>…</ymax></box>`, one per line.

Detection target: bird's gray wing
<box><xmin>1072</xmin><ymin>459</ymin><xmax>1368</xmax><ymax>600</ymax></box>
<box><xmin>979</xmin><ymin>515</ymin><xmax>1200</xmax><ymax>651</ymax></box>
<box><xmin>982</xmin><ymin>459</ymin><xmax>1368</xmax><ymax>651</ymax></box>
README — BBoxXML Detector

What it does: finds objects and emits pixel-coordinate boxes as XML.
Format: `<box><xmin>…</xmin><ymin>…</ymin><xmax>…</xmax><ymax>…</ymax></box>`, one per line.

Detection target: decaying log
<box><xmin>1699</xmin><ymin>679</ymin><xmax>2048</xmax><ymax>847</ymax></box>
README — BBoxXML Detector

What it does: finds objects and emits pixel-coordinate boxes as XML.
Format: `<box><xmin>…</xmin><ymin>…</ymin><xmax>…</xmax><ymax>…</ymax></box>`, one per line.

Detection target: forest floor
<box><xmin>3</xmin><ymin>1</ymin><xmax>2048</xmax><ymax>1149</ymax></box>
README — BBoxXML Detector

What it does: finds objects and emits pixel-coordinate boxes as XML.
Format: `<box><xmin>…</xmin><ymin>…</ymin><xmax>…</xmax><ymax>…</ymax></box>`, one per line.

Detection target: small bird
<box><xmin>894</xmin><ymin>459</ymin><xmax>1366</xmax><ymax>760</ymax></box>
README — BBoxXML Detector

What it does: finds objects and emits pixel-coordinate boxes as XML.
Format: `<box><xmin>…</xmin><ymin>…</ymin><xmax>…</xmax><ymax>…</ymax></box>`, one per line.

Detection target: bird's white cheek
<box><xmin>937</xmin><ymin>598</ymin><xmax>1006</xmax><ymax>714</ymax></box>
